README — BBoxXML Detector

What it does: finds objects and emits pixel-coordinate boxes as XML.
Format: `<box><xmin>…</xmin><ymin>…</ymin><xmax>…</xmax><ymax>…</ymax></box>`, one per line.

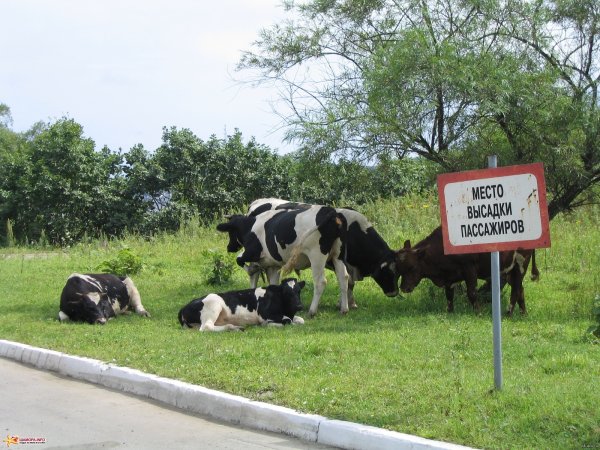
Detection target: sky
<box><xmin>0</xmin><ymin>0</ymin><xmax>294</xmax><ymax>153</ymax></box>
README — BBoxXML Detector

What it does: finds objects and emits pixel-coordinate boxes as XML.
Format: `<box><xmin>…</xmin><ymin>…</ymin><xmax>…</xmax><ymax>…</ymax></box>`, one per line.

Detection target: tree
<box><xmin>3</xmin><ymin>118</ymin><xmax>122</xmax><ymax>244</ymax></box>
<box><xmin>239</xmin><ymin>0</ymin><xmax>599</xmax><ymax>218</ymax></box>
<box><xmin>486</xmin><ymin>0</ymin><xmax>600</xmax><ymax>218</ymax></box>
<box><xmin>153</xmin><ymin>127</ymin><xmax>294</xmax><ymax>225</ymax></box>
<box><xmin>0</xmin><ymin>103</ymin><xmax>13</xmax><ymax>129</ymax></box>
<box><xmin>0</xmin><ymin>116</ymin><xmax>28</xmax><ymax>245</ymax></box>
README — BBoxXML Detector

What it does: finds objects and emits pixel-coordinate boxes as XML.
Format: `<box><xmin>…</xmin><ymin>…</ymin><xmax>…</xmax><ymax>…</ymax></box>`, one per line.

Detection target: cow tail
<box><xmin>280</xmin><ymin>217</ymin><xmax>330</xmax><ymax>276</ymax></box>
<box><xmin>281</xmin><ymin>210</ymin><xmax>345</xmax><ymax>276</ymax></box>
<box><xmin>281</xmin><ymin>244</ymin><xmax>304</xmax><ymax>276</ymax></box>
<box><xmin>530</xmin><ymin>250</ymin><xmax>540</xmax><ymax>281</ymax></box>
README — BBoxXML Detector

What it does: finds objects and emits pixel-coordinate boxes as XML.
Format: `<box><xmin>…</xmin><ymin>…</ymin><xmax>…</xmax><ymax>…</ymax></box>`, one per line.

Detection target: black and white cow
<box><xmin>178</xmin><ymin>278</ymin><xmax>306</xmax><ymax>331</ymax></box>
<box><xmin>243</xmin><ymin>199</ymin><xmax>400</xmax><ymax>309</ymax></box>
<box><xmin>217</xmin><ymin>205</ymin><xmax>349</xmax><ymax>316</ymax></box>
<box><xmin>58</xmin><ymin>273</ymin><xmax>150</xmax><ymax>324</ymax></box>
<box><xmin>248</xmin><ymin>198</ymin><xmax>311</xmax><ymax>217</ymax></box>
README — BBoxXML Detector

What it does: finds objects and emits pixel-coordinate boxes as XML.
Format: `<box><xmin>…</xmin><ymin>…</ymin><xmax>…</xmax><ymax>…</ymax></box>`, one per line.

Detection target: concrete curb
<box><xmin>0</xmin><ymin>340</ymin><xmax>472</xmax><ymax>450</ymax></box>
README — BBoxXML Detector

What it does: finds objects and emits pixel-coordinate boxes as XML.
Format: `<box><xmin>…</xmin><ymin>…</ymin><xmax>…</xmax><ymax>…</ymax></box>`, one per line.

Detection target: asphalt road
<box><xmin>0</xmin><ymin>358</ymin><xmax>336</xmax><ymax>450</ymax></box>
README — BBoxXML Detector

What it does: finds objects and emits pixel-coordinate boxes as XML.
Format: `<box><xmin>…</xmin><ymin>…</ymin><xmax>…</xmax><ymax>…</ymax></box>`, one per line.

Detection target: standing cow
<box><xmin>59</xmin><ymin>273</ymin><xmax>150</xmax><ymax>324</ymax></box>
<box><xmin>217</xmin><ymin>205</ymin><xmax>349</xmax><ymax>316</ymax></box>
<box><xmin>395</xmin><ymin>226</ymin><xmax>539</xmax><ymax>315</ymax></box>
<box><xmin>243</xmin><ymin>199</ymin><xmax>400</xmax><ymax>309</ymax></box>
<box><xmin>178</xmin><ymin>278</ymin><xmax>305</xmax><ymax>331</ymax></box>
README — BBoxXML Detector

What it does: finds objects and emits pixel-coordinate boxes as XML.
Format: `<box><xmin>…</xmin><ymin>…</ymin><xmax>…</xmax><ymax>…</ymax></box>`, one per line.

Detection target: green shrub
<box><xmin>202</xmin><ymin>249</ymin><xmax>235</xmax><ymax>285</ymax></box>
<box><xmin>97</xmin><ymin>248</ymin><xmax>143</xmax><ymax>276</ymax></box>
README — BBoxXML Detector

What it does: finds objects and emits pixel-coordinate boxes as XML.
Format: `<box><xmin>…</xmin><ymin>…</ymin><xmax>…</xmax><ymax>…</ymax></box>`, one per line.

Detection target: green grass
<box><xmin>0</xmin><ymin>196</ymin><xmax>598</xmax><ymax>449</ymax></box>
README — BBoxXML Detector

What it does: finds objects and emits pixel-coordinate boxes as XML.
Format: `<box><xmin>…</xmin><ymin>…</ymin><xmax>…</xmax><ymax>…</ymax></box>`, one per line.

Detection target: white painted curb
<box><xmin>0</xmin><ymin>340</ymin><xmax>473</xmax><ymax>450</ymax></box>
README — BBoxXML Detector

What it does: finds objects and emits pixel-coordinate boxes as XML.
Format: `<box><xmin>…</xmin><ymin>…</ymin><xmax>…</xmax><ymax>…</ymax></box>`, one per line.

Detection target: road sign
<box><xmin>438</xmin><ymin>159</ymin><xmax>551</xmax><ymax>391</ymax></box>
<box><xmin>437</xmin><ymin>162</ymin><xmax>551</xmax><ymax>255</ymax></box>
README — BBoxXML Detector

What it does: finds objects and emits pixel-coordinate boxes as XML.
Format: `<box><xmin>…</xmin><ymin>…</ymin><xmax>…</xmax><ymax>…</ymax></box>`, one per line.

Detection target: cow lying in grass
<box><xmin>59</xmin><ymin>273</ymin><xmax>150</xmax><ymax>324</ymax></box>
<box><xmin>395</xmin><ymin>226</ymin><xmax>539</xmax><ymax>315</ymax></box>
<box><xmin>178</xmin><ymin>278</ymin><xmax>306</xmax><ymax>331</ymax></box>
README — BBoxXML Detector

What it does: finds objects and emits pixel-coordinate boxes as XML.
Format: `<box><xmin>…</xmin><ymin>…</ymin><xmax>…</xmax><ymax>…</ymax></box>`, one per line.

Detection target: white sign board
<box><xmin>438</xmin><ymin>163</ymin><xmax>551</xmax><ymax>254</ymax></box>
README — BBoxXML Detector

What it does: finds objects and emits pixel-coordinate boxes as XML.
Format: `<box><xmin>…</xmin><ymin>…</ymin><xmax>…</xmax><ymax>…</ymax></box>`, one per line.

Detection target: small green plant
<box><xmin>586</xmin><ymin>293</ymin><xmax>600</xmax><ymax>339</ymax></box>
<box><xmin>202</xmin><ymin>249</ymin><xmax>234</xmax><ymax>285</ymax></box>
<box><xmin>97</xmin><ymin>248</ymin><xmax>143</xmax><ymax>276</ymax></box>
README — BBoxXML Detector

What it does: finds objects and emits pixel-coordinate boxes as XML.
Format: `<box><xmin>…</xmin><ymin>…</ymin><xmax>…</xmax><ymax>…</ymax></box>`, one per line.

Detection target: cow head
<box><xmin>216</xmin><ymin>215</ymin><xmax>254</xmax><ymax>252</ymax></box>
<box><xmin>371</xmin><ymin>252</ymin><xmax>400</xmax><ymax>297</ymax></box>
<box><xmin>395</xmin><ymin>240</ymin><xmax>426</xmax><ymax>293</ymax></box>
<box><xmin>75</xmin><ymin>293</ymin><xmax>109</xmax><ymax>324</ymax></box>
<box><xmin>279</xmin><ymin>278</ymin><xmax>305</xmax><ymax>322</ymax></box>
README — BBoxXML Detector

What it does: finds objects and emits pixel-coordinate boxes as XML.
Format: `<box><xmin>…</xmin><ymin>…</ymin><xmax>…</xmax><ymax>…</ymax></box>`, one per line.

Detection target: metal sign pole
<box><xmin>488</xmin><ymin>155</ymin><xmax>503</xmax><ymax>390</ymax></box>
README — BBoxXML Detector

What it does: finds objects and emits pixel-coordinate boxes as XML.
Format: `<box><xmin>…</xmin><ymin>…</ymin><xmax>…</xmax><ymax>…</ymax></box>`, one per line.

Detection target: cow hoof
<box><xmin>138</xmin><ymin>310</ymin><xmax>151</xmax><ymax>318</ymax></box>
<box><xmin>340</xmin><ymin>309</ymin><xmax>349</xmax><ymax>315</ymax></box>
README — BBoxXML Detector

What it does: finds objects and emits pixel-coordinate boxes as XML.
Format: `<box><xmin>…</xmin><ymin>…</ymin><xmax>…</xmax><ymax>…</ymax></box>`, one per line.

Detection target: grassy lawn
<box><xmin>0</xmin><ymin>197</ymin><xmax>598</xmax><ymax>449</ymax></box>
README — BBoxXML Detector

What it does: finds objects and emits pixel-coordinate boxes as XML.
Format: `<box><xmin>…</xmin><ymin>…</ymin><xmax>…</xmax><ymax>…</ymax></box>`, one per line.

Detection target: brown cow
<box><xmin>395</xmin><ymin>226</ymin><xmax>539</xmax><ymax>315</ymax></box>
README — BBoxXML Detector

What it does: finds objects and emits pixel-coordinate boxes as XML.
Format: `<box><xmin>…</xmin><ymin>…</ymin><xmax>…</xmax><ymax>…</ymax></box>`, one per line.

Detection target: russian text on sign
<box><xmin>437</xmin><ymin>163</ymin><xmax>550</xmax><ymax>254</ymax></box>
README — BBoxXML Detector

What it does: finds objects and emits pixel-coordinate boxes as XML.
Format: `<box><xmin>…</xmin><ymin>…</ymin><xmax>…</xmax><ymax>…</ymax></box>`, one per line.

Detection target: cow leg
<box><xmin>201</xmin><ymin>321</ymin><xmax>243</xmax><ymax>332</ymax></box>
<box><xmin>444</xmin><ymin>286</ymin><xmax>455</xmax><ymax>313</ymax></box>
<box><xmin>122</xmin><ymin>277</ymin><xmax>150</xmax><ymax>317</ymax></box>
<box><xmin>266</xmin><ymin>267</ymin><xmax>280</xmax><ymax>286</ymax></box>
<box><xmin>331</xmin><ymin>258</ymin><xmax>350</xmax><ymax>314</ymax></box>
<box><xmin>244</xmin><ymin>263</ymin><xmax>262</xmax><ymax>288</ymax></box>
<box><xmin>199</xmin><ymin>298</ymin><xmax>242</xmax><ymax>332</ymax></box>
<box><xmin>507</xmin><ymin>269</ymin><xmax>527</xmax><ymax>316</ymax></box>
<box><xmin>308</xmin><ymin>264</ymin><xmax>327</xmax><ymax>317</ymax></box>
<box><xmin>347</xmin><ymin>280</ymin><xmax>357</xmax><ymax>309</ymax></box>
<box><xmin>248</xmin><ymin>271</ymin><xmax>260</xmax><ymax>288</ymax></box>
<box><xmin>517</xmin><ymin>284</ymin><xmax>527</xmax><ymax>315</ymax></box>
<box><xmin>464</xmin><ymin>273</ymin><xmax>480</xmax><ymax>313</ymax></box>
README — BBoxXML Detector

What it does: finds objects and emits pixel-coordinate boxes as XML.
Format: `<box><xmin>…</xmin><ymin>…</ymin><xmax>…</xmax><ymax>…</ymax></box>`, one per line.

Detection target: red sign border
<box><xmin>437</xmin><ymin>162</ymin><xmax>551</xmax><ymax>254</ymax></box>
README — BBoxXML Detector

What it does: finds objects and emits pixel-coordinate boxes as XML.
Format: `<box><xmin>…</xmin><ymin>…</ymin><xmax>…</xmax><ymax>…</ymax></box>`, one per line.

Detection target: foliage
<box><xmin>0</xmin><ymin>117</ymin><xmax>138</xmax><ymax>245</ymax></box>
<box><xmin>202</xmin><ymin>249</ymin><xmax>235</xmax><ymax>285</ymax></box>
<box><xmin>96</xmin><ymin>248</ymin><xmax>143</xmax><ymax>276</ymax></box>
<box><xmin>154</xmin><ymin>127</ymin><xmax>294</xmax><ymax>222</ymax></box>
<box><xmin>0</xmin><ymin>111</ymin><xmax>437</xmax><ymax>246</ymax></box>
<box><xmin>0</xmin><ymin>198</ymin><xmax>598</xmax><ymax>449</ymax></box>
<box><xmin>238</xmin><ymin>0</ymin><xmax>600</xmax><ymax>219</ymax></box>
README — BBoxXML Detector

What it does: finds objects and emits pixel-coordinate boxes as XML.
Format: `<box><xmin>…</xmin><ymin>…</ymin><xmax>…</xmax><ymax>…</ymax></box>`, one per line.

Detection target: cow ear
<box><xmin>297</xmin><ymin>281</ymin><xmax>306</xmax><ymax>291</ymax></box>
<box><xmin>403</xmin><ymin>240</ymin><xmax>411</xmax><ymax>249</ymax></box>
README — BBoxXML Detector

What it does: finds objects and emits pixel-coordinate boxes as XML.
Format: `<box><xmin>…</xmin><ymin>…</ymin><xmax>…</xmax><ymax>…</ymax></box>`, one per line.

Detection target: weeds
<box><xmin>202</xmin><ymin>249</ymin><xmax>235</xmax><ymax>285</ymax></box>
<box><xmin>96</xmin><ymin>248</ymin><xmax>143</xmax><ymax>276</ymax></box>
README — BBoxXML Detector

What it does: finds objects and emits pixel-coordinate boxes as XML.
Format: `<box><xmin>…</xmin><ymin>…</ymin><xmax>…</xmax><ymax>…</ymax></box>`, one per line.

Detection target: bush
<box><xmin>202</xmin><ymin>249</ymin><xmax>235</xmax><ymax>285</ymax></box>
<box><xmin>97</xmin><ymin>248</ymin><xmax>143</xmax><ymax>276</ymax></box>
